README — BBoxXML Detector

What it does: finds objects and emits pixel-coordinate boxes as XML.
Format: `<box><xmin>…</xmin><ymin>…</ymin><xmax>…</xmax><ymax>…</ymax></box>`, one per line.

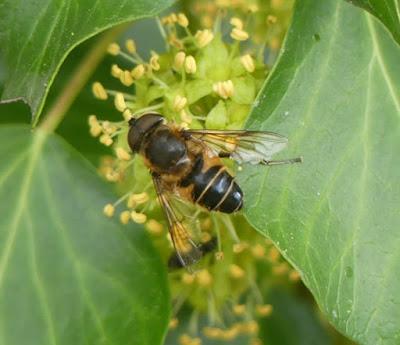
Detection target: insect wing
<box><xmin>185</xmin><ymin>129</ymin><xmax>288</xmax><ymax>165</ymax></box>
<box><xmin>152</xmin><ymin>174</ymin><xmax>202</xmax><ymax>268</ymax></box>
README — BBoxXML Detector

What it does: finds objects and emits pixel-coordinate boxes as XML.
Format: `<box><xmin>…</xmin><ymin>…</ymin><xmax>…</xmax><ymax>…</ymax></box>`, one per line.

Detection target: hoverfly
<box><xmin>127</xmin><ymin>113</ymin><xmax>301</xmax><ymax>268</ymax></box>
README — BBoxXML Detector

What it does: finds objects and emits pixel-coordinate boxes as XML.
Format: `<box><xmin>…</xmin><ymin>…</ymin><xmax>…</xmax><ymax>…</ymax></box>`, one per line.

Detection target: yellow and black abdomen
<box><xmin>180</xmin><ymin>156</ymin><xmax>243</xmax><ymax>213</ymax></box>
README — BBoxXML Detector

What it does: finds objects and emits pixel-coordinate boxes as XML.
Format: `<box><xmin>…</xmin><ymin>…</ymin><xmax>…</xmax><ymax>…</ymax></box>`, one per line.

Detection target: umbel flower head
<box><xmin>89</xmin><ymin>2</ymin><xmax>299</xmax><ymax>343</ymax></box>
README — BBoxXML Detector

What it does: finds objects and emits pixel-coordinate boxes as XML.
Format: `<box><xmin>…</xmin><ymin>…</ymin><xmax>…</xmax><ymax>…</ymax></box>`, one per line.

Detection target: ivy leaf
<box><xmin>0</xmin><ymin>126</ymin><xmax>170</xmax><ymax>345</ymax></box>
<box><xmin>347</xmin><ymin>0</ymin><xmax>400</xmax><ymax>45</ymax></box>
<box><xmin>240</xmin><ymin>0</ymin><xmax>400</xmax><ymax>344</ymax></box>
<box><xmin>0</xmin><ymin>0</ymin><xmax>174</xmax><ymax>124</ymax></box>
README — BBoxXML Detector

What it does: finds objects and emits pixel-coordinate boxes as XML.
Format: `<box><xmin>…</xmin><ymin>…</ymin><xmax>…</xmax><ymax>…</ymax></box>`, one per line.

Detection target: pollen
<box><xmin>107</xmin><ymin>42</ymin><xmax>120</xmax><ymax>56</ymax></box>
<box><xmin>229</xmin><ymin>264</ymin><xmax>245</xmax><ymax>279</ymax></box>
<box><xmin>150</xmin><ymin>53</ymin><xmax>160</xmax><ymax>71</ymax></box>
<box><xmin>177</xmin><ymin>13</ymin><xmax>189</xmax><ymax>27</ymax></box>
<box><xmin>131</xmin><ymin>64</ymin><xmax>145</xmax><ymax>79</ymax></box>
<box><xmin>146</xmin><ymin>219</ymin><xmax>163</xmax><ymax>235</ymax></box>
<box><xmin>114</xmin><ymin>93</ymin><xmax>127</xmax><ymax>112</ymax></box>
<box><xmin>130</xmin><ymin>211</ymin><xmax>147</xmax><ymax>224</ymax></box>
<box><xmin>196</xmin><ymin>269</ymin><xmax>212</xmax><ymax>287</ymax></box>
<box><xmin>230</xmin><ymin>17</ymin><xmax>244</xmax><ymax>30</ymax></box>
<box><xmin>111</xmin><ymin>64</ymin><xmax>122</xmax><ymax>78</ymax></box>
<box><xmin>119</xmin><ymin>210</ymin><xmax>131</xmax><ymax>224</ymax></box>
<box><xmin>173</xmin><ymin>95</ymin><xmax>188</xmax><ymax>112</ymax></box>
<box><xmin>184</xmin><ymin>55</ymin><xmax>197</xmax><ymax>74</ymax></box>
<box><xmin>174</xmin><ymin>51</ymin><xmax>186</xmax><ymax>70</ymax></box>
<box><xmin>115</xmin><ymin>147</ymin><xmax>131</xmax><ymax>161</ymax></box>
<box><xmin>120</xmin><ymin>70</ymin><xmax>134</xmax><ymax>86</ymax></box>
<box><xmin>256</xmin><ymin>304</ymin><xmax>273</xmax><ymax>317</ymax></box>
<box><xmin>88</xmin><ymin>115</ymin><xmax>102</xmax><ymax>137</ymax></box>
<box><xmin>240</xmin><ymin>54</ymin><xmax>255</xmax><ymax>72</ymax></box>
<box><xmin>213</xmin><ymin>80</ymin><xmax>234</xmax><ymax>99</ymax></box>
<box><xmin>195</xmin><ymin>29</ymin><xmax>214</xmax><ymax>48</ymax></box>
<box><xmin>99</xmin><ymin>134</ymin><xmax>113</xmax><ymax>146</ymax></box>
<box><xmin>103</xmin><ymin>204</ymin><xmax>115</xmax><ymax>217</ymax></box>
<box><xmin>125</xmin><ymin>39</ymin><xmax>136</xmax><ymax>54</ymax></box>
<box><xmin>92</xmin><ymin>82</ymin><xmax>108</xmax><ymax>100</ymax></box>
<box><xmin>230</xmin><ymin>28</ymin><xmax>249</xmax><ymax>41</ymax></box>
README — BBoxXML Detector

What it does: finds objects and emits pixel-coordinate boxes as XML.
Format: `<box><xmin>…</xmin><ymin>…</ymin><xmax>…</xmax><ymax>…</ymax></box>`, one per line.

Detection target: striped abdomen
<box><xmin>180</xmin><ymin>156</ymin><xmax>243</xmax><ymax>213</ymax></box>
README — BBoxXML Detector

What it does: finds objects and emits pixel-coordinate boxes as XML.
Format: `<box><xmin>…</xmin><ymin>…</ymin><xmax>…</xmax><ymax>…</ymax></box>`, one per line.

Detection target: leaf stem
<box><xmin>39</xmin><ymin>26</ymin><xmax>125</xmax><ymax>133</ymax></box>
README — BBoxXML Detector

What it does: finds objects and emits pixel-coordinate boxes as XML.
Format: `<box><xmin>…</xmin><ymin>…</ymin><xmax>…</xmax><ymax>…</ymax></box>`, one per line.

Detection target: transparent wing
<box><xmin>152</xmin><ymin>174</ymin><xmax>202</xmax><ymax>268</ymax></box>
<box><xmin>184</xmin><ymin>129</ymin><xmax>288</xmax><ymax>165</ymax></box>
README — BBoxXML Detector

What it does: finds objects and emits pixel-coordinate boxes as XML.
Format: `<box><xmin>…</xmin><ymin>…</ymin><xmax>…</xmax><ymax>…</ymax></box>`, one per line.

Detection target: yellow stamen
<box><xmin>174</xmin><ymin>51</ymin><xmax>186</xmax><ymax>70</ymax></box>
<box><xmin>111</xmin><ymin>64</ymin><xmax>122</xmax><ymax>78</ymax></box>
<box><xmin>169</xmin><ymin>318</ymin><xmax>179</xmax><ymax>329</ymax></box>
<box><xmin>196</xmin><ymin>269</ymin><xmax>212</xmax><ymax>287</ymax></box>
<box><xmin>115</xmin><ymin>147</ymin><xmax>131</xmax><ymax>161</ymax></box>
<box><xmin>289</xmin><ymin>269</ymin><xmax>301</xmax><ymax>281</ymax></box>
<box><xmin>180</xmin><ymin>110</ymin><xmax>192</xmax><ymax>124</ymax></box>
<box><xmin>119</xmin><ymin>211</ymin><xmax>131</xmax><ymax>224</ymax></box>
<box><xmin>229</xmin><ymin>264</ymin><xmax>245</xmax><ymax>279</ymax></box>
<box><xmin>256</xmin><ymin>304</ymin><xmax>273</xmax><ymax>317</ymax></box>
<box><xmin>195</xmin><ymin>29</ymin><xmax>214</xmax><ymax>48</ymax></box>
<box><xmin>251</xmin><ymin>243</ymin><xmax>266</xmax><ymax>258</ymax></box>
<box><xmin>150</xmin><ymin>53</ymin><xmax>160</xmax><ymax>71</ymax></box>
<box><xmin>177</xmin><ymin>13</ymin><xmax>189</xmax><ymax>27</ymax></box>
<box><xmin>99</xmin><ymin>134</ymin><xmax>113</xmax><ymax>146</ymax></box>
<box><xmin>119</xmin><ymin>70</ymin><xmax>134</xmax><ymax>86</ymax></box>
<box><xmin>103</xmin><ymin>204</ymin><xmax>115</xmax><ymax>217</ymax></box>
<box><xmin>129</xmin><ymin>192</ymin><xmax>149</xmax><ymax>204</ymax></box>
<box><xmin>267</xmin><ymin>15</ymin><xmax>278</xmax><ymax>25</ymax></box>
<box><xmin>92</xmin><ymin>82</ymin><xmax>108</xmax><ymax>100</ymax></box>
<box><xmin>131</xmin><ymin>64</ymin><xmax>145</xmax><ymax>79</ymax></box>
<box><xmin>233</xmin><ymin>304</ymin><xmax>246</xmax><ymax>316</ymax></box>
<box><xmin>182</xmin><ymin>272</ymin><xmax>195</xmax><ymax>285</ymax></box>
<box><xmin>114</xmin><ymin>93</ymin><xmax>127</xmax><ymax>112</ymax></box>
<box><xmin>230</xmin><ymin>17</ymin><xmax>244</xmax><ymax>30</ymax></box>
<box><xmin>145</xmin><ymin>219</ymin><xmax>162</xmax><ymax>234</ymax></box>
<box><xmin>173</xmin><ymin>95</ymin><xmax>188</xmax><ymax>112</ymax></box>
<box><xmin>213</xmin><ymin>80</ymin><xmax>234</xmax><ymax>99</ymax></box>
<box><xmin>230</xmin><ymin>28</ymin><xmax>249</xmax><ymax>41</ymax></box>
<box><xmin>131</xmin><ymin>211</ymin><xmax>147</xmax><ymax>224</ymax></box>
<box><xmin>215</xmin><ymin>251</ymin><xmax>224</xmax><ymax>260</ymax></box>
<box><xmin>107</xmin><ymin>42</ymin><xmax>120</xmax><ymax>56</ymax></box>
<box><xmin>184</xmin><ymin>55</ymin><xmax>197</xmax><ymax>74</ymax></box>
<box><xmin>125</xmin><ymin>39</ymin><xmax>136</xmax><ymax>54</ymax></box>
<box><xmin>240</xmin><ymin>54</ymin><xmax>255</xmax><ymax>73</ymax></box>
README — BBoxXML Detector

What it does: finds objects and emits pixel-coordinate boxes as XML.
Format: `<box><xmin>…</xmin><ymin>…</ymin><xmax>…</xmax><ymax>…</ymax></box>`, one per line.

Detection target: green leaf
<box><xmin>240</xmin><ymin>1</ymin><xmax>400</xmax><ymax>344</ymax></box>
<box><xmin>259</xmin><ymin>289</ymin><xmax>332</xmax><ymax>345</ymax></box>
<box><xmin>0</xmin><ymin>125</ymin><xmax>170</xmax><ymax>345</ymax></box>
<box><xmin>347</xmin><ymin>0</ymin><xmax>400</xmax><ymax>46</ymax></box>
<box><xmin>0</xmin><ymin>0</ymin><xmax>174</xmax><ymax>123</ymax></box>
